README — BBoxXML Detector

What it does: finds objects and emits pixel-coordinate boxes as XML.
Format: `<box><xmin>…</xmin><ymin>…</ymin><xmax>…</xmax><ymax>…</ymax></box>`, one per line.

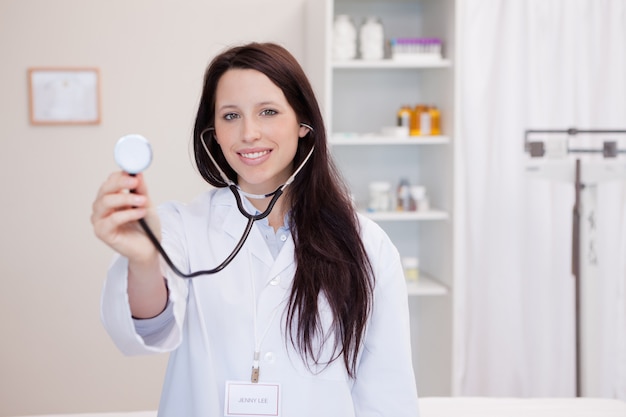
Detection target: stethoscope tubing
<box><xmin>135</xmin><ymin>184</ymin><xmax>284</xmax><ymax>278</ymax></box>
<box><xmin>137</xmin><ymin>215</ymin><xmax>254</xmax><ymax>278</ymax></box>
<box><xmin>126</xmin><ymin>123</ymin><xmax>313</xmax><ymax>278</ymax></box>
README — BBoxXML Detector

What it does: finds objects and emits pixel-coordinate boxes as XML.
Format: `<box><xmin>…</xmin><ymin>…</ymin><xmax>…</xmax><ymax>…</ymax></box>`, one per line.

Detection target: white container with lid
<box><xmin>368</xmin><ymin>181</ymin><xmax>392</xmax><ymax>212</ymax></box>
<box><xmin>402</xmin><ymin>257</ymin><xmax>419</xmax><ymax>281</ymax></box>
<box><xmin>333</xmin><ymin>15</ymin><xmax>357</xmax><ymax>60</ymax></box>
<box><xmin>359</xmin><ymin>17</ymin><xmax>385</xmax><ymax>60</ymax></box>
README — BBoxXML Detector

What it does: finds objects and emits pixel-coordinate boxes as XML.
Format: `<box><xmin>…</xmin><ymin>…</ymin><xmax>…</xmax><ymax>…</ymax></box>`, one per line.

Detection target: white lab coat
<box><xmin>101</xmin><ymin>187</ymin><xmax>419</xmax><ymax>417</ymax></box>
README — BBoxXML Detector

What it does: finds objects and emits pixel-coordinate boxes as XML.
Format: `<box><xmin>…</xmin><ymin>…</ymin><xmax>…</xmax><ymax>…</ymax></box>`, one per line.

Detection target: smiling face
<box><xmin>213</xmin><ymin>69</ymin><xmax>310</xmax><ymax>196</ymax></box>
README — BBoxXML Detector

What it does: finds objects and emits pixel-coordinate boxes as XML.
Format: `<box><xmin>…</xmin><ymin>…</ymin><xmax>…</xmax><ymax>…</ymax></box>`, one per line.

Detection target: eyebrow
<box><xmin>216</xmin><ymin>100</ymin><xmax>283</xmax><ymax>112</ymax></box>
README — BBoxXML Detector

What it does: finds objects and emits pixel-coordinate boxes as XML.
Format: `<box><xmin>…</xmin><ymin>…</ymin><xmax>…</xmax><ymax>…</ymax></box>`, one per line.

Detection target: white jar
<box><xmin>359</xmin><ymin>17</ymin><xmax>384</xmax><ymax>60</ymax></box>
<box><xmin>402</xmin><ymin>257</ymin><xmax>419</xmax><ymax>281</ymax></box>
<box><xmin>368</xmin><ymin>181</ymin><xmax>391</xmax><ymax>212</ymax></box>
<box><xmin>333</xmin><ymin>15</ymin><xmax>357</xmax><ymax>60</ymax></box>
<box><xmin>410</xmin><ymin>185</ymin><xmax>429</xmax><ymax>211</ymax></box>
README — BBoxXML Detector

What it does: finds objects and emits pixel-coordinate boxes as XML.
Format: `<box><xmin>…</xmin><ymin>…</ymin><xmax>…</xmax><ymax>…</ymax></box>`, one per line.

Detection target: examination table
<box><xmin>11</xmin><ymin>396</ymin><xmax>626</xmax><ymax>417</ymax></box>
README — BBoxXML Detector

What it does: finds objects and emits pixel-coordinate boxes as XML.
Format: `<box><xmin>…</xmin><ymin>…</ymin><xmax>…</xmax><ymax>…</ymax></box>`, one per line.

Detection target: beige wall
<box><xmin>0</xmin><ymin>1</ymin><xmax>307</xmax><ymax>415</ymax></box>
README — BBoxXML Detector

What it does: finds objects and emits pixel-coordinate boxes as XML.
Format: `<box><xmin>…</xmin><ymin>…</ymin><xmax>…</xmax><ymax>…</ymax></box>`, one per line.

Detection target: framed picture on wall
<box><xmin>28</xmin><ymin>67</ymin><xmax>101</xmax><ymax>125</ymax></box>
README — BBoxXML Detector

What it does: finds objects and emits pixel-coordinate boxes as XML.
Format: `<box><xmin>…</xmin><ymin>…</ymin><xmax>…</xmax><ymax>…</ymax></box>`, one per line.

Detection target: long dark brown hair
<box><xmin>193</xmin><ymin>42</ymin><xmax>373</xmax><ymax>377</ymax></box>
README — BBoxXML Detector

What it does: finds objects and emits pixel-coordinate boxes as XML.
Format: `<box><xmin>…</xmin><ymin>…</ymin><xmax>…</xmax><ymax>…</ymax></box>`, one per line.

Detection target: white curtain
<box><xmin>455</xmin><ymin>0</ymin><xmax>626</xmax><ymax>398</ymax></box>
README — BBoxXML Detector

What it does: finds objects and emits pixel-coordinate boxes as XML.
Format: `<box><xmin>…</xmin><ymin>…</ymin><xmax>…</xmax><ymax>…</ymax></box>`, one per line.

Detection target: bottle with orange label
<box><xmin>429</xmin><ymin>105</ymin><xmax>441</xmax><ymax>136</ymax></box>
<box><xmin>419</xmin><ymin>105</ymin><xmax>432</xmax><ymax>135</ymax></box>
<box><xmin>410</xmin><ymin>104</ymin><xmax>442</xmax><ymax>136</ymax></box>
<box><xmin>410</xmin><ymin>105</ymin><xmax>424</xmax><ymax>136</ymax></box>
<box><xmin>410</xmin><ymin>105</ymin><xmax>431</xmax><ymax>135</ymax></box>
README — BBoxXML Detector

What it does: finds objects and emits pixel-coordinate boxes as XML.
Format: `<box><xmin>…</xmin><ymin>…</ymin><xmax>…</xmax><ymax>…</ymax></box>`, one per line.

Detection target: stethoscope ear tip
<box><xmin>114</xmin><ymin>134</ymin><xmax>153</xmax><ymax>174</ymax></box>
<box><xmin>300</xmin><ymin>122</ymin><xmax>314</xmax><ymax>132</ymax></box>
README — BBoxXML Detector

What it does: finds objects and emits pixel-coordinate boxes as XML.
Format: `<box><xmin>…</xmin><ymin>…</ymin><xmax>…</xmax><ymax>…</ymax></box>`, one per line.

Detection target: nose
<box><xmin>242</xmin><ymin>117</ymin><xmax>261</xmax><ymax>142</ymax></box>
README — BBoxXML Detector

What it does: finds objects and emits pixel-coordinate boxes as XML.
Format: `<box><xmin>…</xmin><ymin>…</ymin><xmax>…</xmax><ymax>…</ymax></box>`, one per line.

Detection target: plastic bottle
<box><xmin>333</xmin><ymin>15</ymin><xmax>357</xmax><ymax>60</ymax></box>
<box><xmin>410</xmin><ymin>105</ymin><xmax>425</xmax><ymax>136</ymax></box>
<box><xmin>410</xmin><ymin>185</ymin><xmax>426</xmax><ymax>211</ymax></box>
<box><xmin>359</xmin><ymin>17</ymin><xmax>385</xmax><ymax>60</ymax></box>
<box><xmin>419</xmin><ymin>105</ymin><xmax>432</xmax><ymax>135</ymax></box>
<box><xmin>402</xmin><ymin>257</ymin><xmax>419</xmax><ymax>281</ymax></box>
<box><xmin>429</xmin><ymin>106</ymin><xmax>441</xmax><ymax>135</ymax></box>
<box><xmin>397</xmin><ymin>105</ymin><xmax>411</xmax><ymax>130</ymax></box>
<box><xmin>368</xmin><ymin>181</ymin><xmax>391</xmax><ymax>212</ymax></box>
<box><xmin>396</xmin><ymin>178</ymin><xmax>413</xmax><ymax>211</ymax></box>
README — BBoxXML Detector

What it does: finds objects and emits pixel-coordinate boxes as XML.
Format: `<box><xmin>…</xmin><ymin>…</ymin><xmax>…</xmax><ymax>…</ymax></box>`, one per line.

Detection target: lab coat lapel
<box><xmin>265</xmin><ymin>237</ymin><xmax>296</xmax><ymax>288</ymax></box>
<box><xmin>245</xmin><ymin>220</ymin><xmax>296</xmax><ymax>289</ymax></box>
<box><xmin>222</xmin><ymin>201</ymin><xmax>274</xmax><ymax>268</ymax></box>
<box><xmin>219</xmin><ymin>189</ymin><xmax>295</xmax><ymax>286</ymax></box>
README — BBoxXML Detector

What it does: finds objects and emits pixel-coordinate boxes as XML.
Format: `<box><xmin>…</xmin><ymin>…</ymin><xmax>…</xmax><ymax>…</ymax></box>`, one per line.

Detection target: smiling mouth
<box><xmin>239</xmin><ymin>150</ymin><xmax>270</xmax><ymax>159</ymax></box>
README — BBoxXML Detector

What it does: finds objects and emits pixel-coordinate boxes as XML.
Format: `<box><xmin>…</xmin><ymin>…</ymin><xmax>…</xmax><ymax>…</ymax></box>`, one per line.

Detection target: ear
<box><xmin>298</xmin><ymin>123</ymin><xmax>312</xmax><ymax>138</ymax></box>
<box><xmin>206</xmin><ymin>127</ymin><xmax>218</xmax><ymax>144</ymax></box>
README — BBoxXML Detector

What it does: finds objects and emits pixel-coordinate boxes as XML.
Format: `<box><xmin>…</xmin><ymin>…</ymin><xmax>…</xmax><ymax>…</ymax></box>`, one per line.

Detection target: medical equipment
<box><xmin>113</xmin><ymin>134</ymin><xmax>153</xmax><ymax>174</ymax></box>
<box><xmin>113</xmin><ymin>125</ymin><xmax>314</xmax><ymax>278</ymax></box>
<box><xmin>524</xmin><ymin>127</ymin><xmax>626</xmax><ymax>396</ymax></box>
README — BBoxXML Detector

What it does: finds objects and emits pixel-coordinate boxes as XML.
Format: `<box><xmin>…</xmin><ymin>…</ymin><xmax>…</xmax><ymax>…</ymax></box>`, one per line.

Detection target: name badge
<box><xmin>224</xmin><ymin>381</ymin><xmax>281</xmax><ymax>417</ymax></box>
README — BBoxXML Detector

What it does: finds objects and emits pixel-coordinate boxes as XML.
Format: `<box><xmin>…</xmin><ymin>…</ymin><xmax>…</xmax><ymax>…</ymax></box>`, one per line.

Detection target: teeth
<box><xmin>240</xmin><ymin>150</ymin><xmax>269</xmax><ymax>159</ymax></box>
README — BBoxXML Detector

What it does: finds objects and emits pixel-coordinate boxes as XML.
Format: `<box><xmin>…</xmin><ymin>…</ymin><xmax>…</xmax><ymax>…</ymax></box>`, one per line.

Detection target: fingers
<box><xmin>92</xmin><ymin>172</ymin><xmax>148</xmax><ymax>220</ymax></box>
<box><xmin>92</xmin><ymin>205</ymin><xmax>145</xmax><ymax>242</ymax></box>
<box><xmin>92</xmin><ymin>191</ymin><xmax>146</xmax><ymax>221</ymax></box>
<box><xmin>90</xmin><ymin>171</ymin><xmax>150</xmax><ymax>236</ymax></box>
<box><xmin>95</xmin><ymin>171</ymin><xmax>140</xmax><ymax>200</ymax></box>
<box><xmin>93</xmin><ymin>193</ymin><xmax>146</xmax><ymax>223</ymax></box>
<box><xmin>91</xmin><ymin>171</ymin><xmax>160</xmax><ymax>260</ymax></box>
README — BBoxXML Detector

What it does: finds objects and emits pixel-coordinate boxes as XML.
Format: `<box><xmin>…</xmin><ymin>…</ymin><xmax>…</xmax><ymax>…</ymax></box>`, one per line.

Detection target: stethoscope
<box><xmin>113</xmin><ymin>124</ymin><xmax>314</xmax><ymax>278</ymax></box>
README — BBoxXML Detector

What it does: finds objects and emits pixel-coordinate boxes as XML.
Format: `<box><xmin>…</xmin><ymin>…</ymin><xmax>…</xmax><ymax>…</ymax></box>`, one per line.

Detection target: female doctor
<box><xmin>92</xmin><ymin>42</ymin><xmax>419</xmax><ymax>417</ymax></box>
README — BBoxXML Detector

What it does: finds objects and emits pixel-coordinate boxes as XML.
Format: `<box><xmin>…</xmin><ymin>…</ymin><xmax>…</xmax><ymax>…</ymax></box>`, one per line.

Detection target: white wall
<box><xmin>0</xmin><ymin>1</ymin><xmax>308</xmax><ymax>415</ymax></box>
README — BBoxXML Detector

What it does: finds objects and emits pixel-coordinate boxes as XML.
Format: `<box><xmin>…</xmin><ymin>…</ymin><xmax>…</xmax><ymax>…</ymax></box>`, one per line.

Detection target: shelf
<box><xmin>332</xmin><ymin>59</ymin><xmax>452</xmax><ymax>69</ymax></box>
<box><xmin>317</xmin><ymin>0</ymin><xmax>458</xmax><ymax>396</ymax></box>
<box><xmin>330</xmin><ymin>134</ymin><xmax>450</xmax><ymax>146</ymax></box>
<box><xmin>363</xmin><ymin>210</ymin><xmax>449</xmax><ymax>221</ymax></box>
<box><xmin>316</xmin><ymin>0</ymin><xmax>462</xmax><ymax>396</ymax></box>
<box><xmin>406</xmin><ymin>275</ymin><xmax>448</xmax><ymax>296</ymax></box>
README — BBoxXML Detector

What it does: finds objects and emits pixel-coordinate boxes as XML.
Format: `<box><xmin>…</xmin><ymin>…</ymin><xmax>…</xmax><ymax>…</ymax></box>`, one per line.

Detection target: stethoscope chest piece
<box><xmin>111</xmin><ymin>131</ymin><xmax>312</xmax><ymax>277</ymax></box>
<box><xmin>114</xmin><ymin>134</ymin><xmax>153</xmax><ymax>174</ymax></box>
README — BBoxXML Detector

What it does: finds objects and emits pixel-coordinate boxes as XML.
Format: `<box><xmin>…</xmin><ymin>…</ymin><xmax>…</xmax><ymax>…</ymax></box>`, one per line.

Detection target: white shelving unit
<box><xmin>407</xmin><ymin>275</ymin><xmax>448</xmax><ymax>296</ymax></box>
<box><xmin>305</xmin><ymin>0</ymin><xmax>457</xmax><ymax>396</ymax></box>
<box><xmin>330</xmin><ymin>134</ymin><xmax>451</xmax><ymax>145</ymax></box>
<box><xmin>333</xmin><ymin>59</ymin><xmax>452</xmax><ymax>69</ymax></box>
<box><xmin>365</xmin><ymin>210</ymin><xmax>449</xmax><ymax>221</ymax></box>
